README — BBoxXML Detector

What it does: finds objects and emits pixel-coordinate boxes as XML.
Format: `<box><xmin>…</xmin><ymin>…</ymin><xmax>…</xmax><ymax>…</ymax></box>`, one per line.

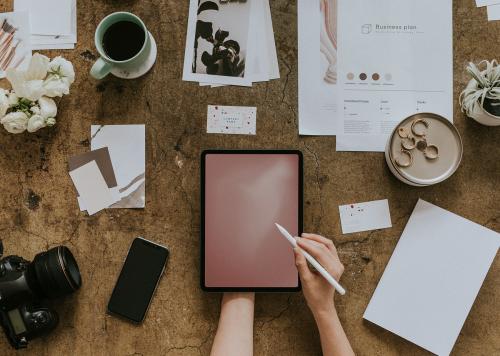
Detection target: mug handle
<box><xmin>90</xmin><ymin>58</ymin><xmax>112</xmax><ymax>79</ymax></box>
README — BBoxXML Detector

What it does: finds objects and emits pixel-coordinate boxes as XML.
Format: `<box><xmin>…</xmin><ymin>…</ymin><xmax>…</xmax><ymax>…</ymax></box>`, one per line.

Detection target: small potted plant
<box><xmin>459</xmin><ymin>60</ymin><xmax>500</xmax><ymax>126</ymax></box>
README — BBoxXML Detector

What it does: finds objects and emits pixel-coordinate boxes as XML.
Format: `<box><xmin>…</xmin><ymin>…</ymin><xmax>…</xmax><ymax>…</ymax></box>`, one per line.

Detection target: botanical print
<box><xmin>0</xmin><ymin>12</ymin><xmax>32</xmax><ymax>78</ymax></box>
<box><xmin>193</xmin><ymin>0</ymin><xmax>250</xmax><ymax>77</ymax></box>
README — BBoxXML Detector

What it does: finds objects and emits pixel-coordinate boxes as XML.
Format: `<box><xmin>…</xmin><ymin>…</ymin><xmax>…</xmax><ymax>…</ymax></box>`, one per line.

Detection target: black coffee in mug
<box><xmin>102</xmin><ymin>21</ymin><xmax>145</xmax><ymax>61</ymax></box>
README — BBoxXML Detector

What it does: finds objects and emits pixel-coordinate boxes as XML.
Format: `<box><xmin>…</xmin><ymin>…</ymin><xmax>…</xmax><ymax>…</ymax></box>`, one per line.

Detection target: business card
<box><xmin>207</xmin><ymin>105</ymin><xmax>257</xmax><ymax>135</ymax></box>
<box><xmin>339</xmin><ymin>199</ymin><xmax>392</xmax><ymax>234</ymax></box>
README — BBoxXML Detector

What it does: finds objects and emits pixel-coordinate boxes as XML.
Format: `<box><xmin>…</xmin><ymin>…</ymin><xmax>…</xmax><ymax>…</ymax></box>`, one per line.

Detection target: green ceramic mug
<box><xmin>90</xmin><ymin>12</ymin><xmax>151</xmax><ymax>79</ymax></box>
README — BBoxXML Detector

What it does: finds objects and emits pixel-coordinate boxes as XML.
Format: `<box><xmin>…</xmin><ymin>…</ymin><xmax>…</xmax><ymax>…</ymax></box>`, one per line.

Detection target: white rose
<box><xmin>7</xmin><ymin>91</ymin><xmax>19</xmax><ymax>106</ymax></box>
<box><xmin>46</xmin><ymin>117</ymin><xmax>56</xmax><ymax>126</ymax></box>
<box><xmin>1</xmin><ymin>112</ymin><xmax>28</xmax><ymax>134</ymax></box>
<box><xmin>25</xmin><ymin>53</ymin><xmax>50</xmax><ymax>81</ymax></box>
<box><xmin>0</xmin><ymin>88</ymin><xmax>9</xmax><ymax>118</ymax></box>
<box><xmin>42</xmin><ymin>77</ymin><xmax>70</xmax><ymax>97</ymax></box>
<box><xmin>6</xmin><ymin>68</ymin><xmax>45</xmax><ymax>101</ymax></box>
<box><xmin>48</xmin><ymin>56</ymin><xmax>75</xmax><ymax>84</ymax></box>
<box><xmin>31</xmin><ymin>105</ymin><xmax>41</xmax><ymax>115</ymax></box>
<box><xmin>38</xmin><ymin>97</ymin><xmax>57</xmax><ymax>118</ymax></box>
<box><xmin>27</xmin><ymin>114</ymin><xmax>47</xmax><ymax>133</ymax></box>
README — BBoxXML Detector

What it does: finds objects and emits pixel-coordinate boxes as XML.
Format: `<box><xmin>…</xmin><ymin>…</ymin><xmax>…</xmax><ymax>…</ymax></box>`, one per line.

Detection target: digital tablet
<box><xmin>201</xmin><ymin>150</ymin><xmax>303</xmax><ymax>292</ymax></box>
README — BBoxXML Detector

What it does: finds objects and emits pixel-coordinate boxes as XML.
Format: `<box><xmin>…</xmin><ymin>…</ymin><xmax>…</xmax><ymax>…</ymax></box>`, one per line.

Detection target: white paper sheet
<box><xmin>32</xmin><ymin>43</ymin><xmax>75</xmax><ymax>50</ymax></box>
<box><xmin>207</xmin><ymin>105</ymin><xmax>256</xmax><ymax>135</ymax></box>
<box><xmin>364</xmin><ymin>199</ymin><xmax>499</xmax><ymax>356</ymax></box>
<box><xmin>487</xmin><ymin>4</ymin><xmax>500</xmax><ymax>20</ymax></box>
<box><xmin>14</xmin><ymin>0</ymin><xmax>72</xmax><ymax>36</ymax></box>
<box><xmin>336</xmin><ymin>0</ymin><xmax>453</xmax><ymax>152</ymax></box>
<box><xmin>298</xmin><ymin>0</ymin><xmax>339</xmax><ymax>135</ymax></box>
<box><xmin>91</xmin><ymin>125</ymin><xmax>146</xmax><ymax>209</ymax></box>
<box><xmin>476</xmin><ymin>0</ymin><xmax>500</xmax><ymax>7</ymax></box>
<box><xmin>69</xmin><ymin>161</ymin><xmax>114</xmax><ymax>215</ymax></box>
<box><xmin>339</xmin><ymin>199</ymin><xmax>391</xmax><ymax>234</ymax></box>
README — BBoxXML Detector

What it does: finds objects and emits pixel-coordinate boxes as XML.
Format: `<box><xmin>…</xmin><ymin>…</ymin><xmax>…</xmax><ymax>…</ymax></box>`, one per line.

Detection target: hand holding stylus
<box><xmin>275</xmin><ymin>224</ymin><xmax>346</xmax><ymax>297</ymax></box>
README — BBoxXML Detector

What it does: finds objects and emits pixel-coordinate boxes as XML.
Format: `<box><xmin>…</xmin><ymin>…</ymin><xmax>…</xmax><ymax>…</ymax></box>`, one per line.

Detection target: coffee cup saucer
<box><xmin>110</xmin><ymin>32</ymin><xmax>157</xmax><ymax>79</ymax></box>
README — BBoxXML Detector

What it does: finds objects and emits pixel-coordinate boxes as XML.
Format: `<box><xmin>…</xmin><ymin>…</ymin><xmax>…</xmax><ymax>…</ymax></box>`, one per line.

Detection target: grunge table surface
<box><xmin>0</xmin><ymin>1</ymin><xmax>498</xmax><ymax>355</ymax></box>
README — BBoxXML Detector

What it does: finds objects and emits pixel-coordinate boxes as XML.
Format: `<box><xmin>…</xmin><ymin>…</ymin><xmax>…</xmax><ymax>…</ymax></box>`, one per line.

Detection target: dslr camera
<box><xmin>0</xmin><ymin>240</ymin><xmax>81</xmax><ymax>349</ymax></box>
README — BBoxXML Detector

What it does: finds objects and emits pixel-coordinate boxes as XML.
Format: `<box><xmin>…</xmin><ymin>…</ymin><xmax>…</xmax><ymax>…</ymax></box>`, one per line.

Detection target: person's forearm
<box><xmin>313</xmin><ymin>308</ymin><xmax>355</xmax><ymax>356</ymax></box>
<box><xmin>210</xmin><ymin>293</ymin><xmax>255</xmax><ymax>356</ymax></box>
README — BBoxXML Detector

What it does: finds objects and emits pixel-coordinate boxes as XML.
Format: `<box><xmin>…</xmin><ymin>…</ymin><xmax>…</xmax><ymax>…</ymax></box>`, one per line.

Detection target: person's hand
<box><xmin>294</xmin><ymin>233</ymin><xmax>344</xmax><ymax>317</ymax></box>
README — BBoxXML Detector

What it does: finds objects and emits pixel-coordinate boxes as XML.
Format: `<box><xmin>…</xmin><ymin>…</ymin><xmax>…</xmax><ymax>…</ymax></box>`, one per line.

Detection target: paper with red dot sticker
<box><xmin>339</xmin><ymin>199</ymin><xmax>392</xmax><ymax>234</ymax></box>
<box><xmin>207</xmin><ymin>105</ymin><xmax>256</xmax><ymax>135</ymax></box>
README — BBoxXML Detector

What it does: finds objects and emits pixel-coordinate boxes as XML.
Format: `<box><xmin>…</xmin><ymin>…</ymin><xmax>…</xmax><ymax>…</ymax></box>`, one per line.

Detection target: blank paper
<box><xmin>69</xmin><ymin>161</ymin><xmax>114</xmax><ymax>216</ymax></box>
<box><xmin>364</xmin><ymin>199</ymin><xmax>499</xmax><ymax>356</ymax></box>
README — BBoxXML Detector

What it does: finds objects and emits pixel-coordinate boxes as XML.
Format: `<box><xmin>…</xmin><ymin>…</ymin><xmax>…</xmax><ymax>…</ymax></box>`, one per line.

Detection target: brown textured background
<box><xmin>0</xmin><ymin>1</ymin><xmax>498</xmax><ymax>355</ymax></box>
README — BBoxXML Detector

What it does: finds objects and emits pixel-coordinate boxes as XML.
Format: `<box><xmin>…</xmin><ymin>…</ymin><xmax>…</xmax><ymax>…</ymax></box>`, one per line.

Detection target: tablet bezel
<box><xmin>201</xmin><ymin>150</ymin><xmax>303</xmax><ymax>292</ymax></box>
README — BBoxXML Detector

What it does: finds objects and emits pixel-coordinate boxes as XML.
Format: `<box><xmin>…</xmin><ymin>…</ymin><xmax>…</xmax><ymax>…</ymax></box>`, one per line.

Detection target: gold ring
<box><xmin>395</xmin><ymin>149</ymin><xmax>413</xmax><ymax>168</ymax></box>
<box><xmin>416</xmin><ymin>139</ymin><xmax>428</xmax><ymax>151</ymax></box>
<box><xmin>424</xmin><ymin>145</ymin><xmax>439</xmax><ymax>160</ymax></box>
<box><xmin>411</xmin><ymin>118</ymin><xmax>429</xmax><ymax>137</ymax></box>
<box><xmin>401</xmin><ymin>136</ymin><xmax>416</xmax><ymax>150</ymax></box>
<box><xmin>397</xmin><ymin>127</ymin><xmax>410</xmax><ymax>138</ymax></box>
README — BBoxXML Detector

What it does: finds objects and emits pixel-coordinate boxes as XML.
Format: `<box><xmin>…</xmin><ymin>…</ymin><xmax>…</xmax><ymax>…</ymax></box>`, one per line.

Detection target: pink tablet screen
<box><xmin>204</xmin><ymin>153</ymin><xmax>300</xmax><ymax>288</ymax></box>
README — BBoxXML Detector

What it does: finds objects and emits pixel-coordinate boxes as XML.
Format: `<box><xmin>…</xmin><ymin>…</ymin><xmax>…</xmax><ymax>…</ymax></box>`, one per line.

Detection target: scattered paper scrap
<box><xmin>69</xmin><ymin>161</ymin><xmax>114</xmax><ymax>216</ymax></box>
<box><xmin>91</xmin><ymin>125</ymin><xmax>146</xmax><ymax>209</ymax></box>
<box><xmin>339</xmin><ymin>199</ymin><xmax>392</xmax><ymax>234</ymax></box>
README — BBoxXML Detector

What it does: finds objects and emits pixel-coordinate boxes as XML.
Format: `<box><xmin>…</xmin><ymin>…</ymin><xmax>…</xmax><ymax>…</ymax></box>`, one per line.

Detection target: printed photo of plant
<box><xmin>192</xmin><ymin>0</ymin><xmax>250</xmax><ymax>77</ymax></box>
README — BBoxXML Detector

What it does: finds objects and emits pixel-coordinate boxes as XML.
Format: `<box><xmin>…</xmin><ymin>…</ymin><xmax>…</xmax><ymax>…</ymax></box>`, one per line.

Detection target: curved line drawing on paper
<box><xmin>111</xmin><ymin>180</ymin><xmax>145</xmax><ymax>209</ymax></box>
<box><xmin>320</xmin><ymin>0</ymin><xmax>337</xmax><ymax>84</ymax></box>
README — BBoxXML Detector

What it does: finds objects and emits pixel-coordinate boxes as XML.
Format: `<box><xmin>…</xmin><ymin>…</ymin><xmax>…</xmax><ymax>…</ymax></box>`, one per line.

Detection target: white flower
<box><xmin>27</xmin><ymin>114</ymin><xmax>47</xmax><ymax>133</ymax></box>
<box><xmin>42</xmin><ymin>76</ymin><xmax>70</xmax><ymax>97</ymax></box>
<box><xmin>46</xmin><ymin>117</ymin><xmax>56</xmax><ymax>126</ymax></box>
<box><xmin>25</xmin><ymin>53</ymin><xmax>50</xmax><ymax>81</ymax></box>
<box><xmin>7</xmin><ymin>68</ymin><xmax>45</xmax><ymax>101</ymax></box>
<box><xmin>7</xmin><ymin>91</ymin><xmax>19</xmax><ymax>106</ymax></box>
<box><xmin>48</xmin><ymin>56</ymin><xmax>75</xmax><ymax>85</ymax></box>
<box><xmin>38</xmin><ymin>97</ymin><xmax>57</xmax><ymax>118</ymax></box>
<box><xmin>1</xmin><ymin>112</ymin><xmax>28</xmax><ymax>134</ymax></box>
<box><xmin>31</xmin><ymin>105</ymin><xmax>41</xmax><ymax>115</ymax></box>
<box><xmin>0</xmin><ymin>88</ymin><xmax>9</xmax><ymax>118</ymax></box>
<box><xmin>6</xmin><ymin>53</ymin><xmax>50</xmax><ymax>101</ymax></box>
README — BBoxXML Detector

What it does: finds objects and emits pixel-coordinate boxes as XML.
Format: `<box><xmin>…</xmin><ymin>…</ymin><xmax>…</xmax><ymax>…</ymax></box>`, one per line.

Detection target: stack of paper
<box><xmin>476</xmin><ymin>0</ymin><xmax>500</xmax><ymax>21</ymax></box>
<box><xmin>68</xmin><ymin>125</ymin><xmax>145</xmax><ymax>216</ymax></box>
<box><xmin>183</xmin><ymin>0</ymin><xmax>279</xmax><ymax>87</ymax></box>
<box><xmin>14</xmin><ymin>0</ymin><xmax>77</xmax><ymax>50</ymax></box>
<box><xmin>0</xmin><ymin>11</ymin><xmax>31</xmax><ymax>77</ymax></box>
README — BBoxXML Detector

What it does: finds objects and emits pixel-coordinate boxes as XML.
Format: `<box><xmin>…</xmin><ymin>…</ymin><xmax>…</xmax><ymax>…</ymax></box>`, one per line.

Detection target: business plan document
<box><xmin>336</xmin><ymin>0</ymin><xmax>453</xmax><ymax>151</ymax></box>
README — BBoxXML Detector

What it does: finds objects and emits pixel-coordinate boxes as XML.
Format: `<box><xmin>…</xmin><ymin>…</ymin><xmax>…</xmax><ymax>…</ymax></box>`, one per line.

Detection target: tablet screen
<box><xmin>202</xmin><ymin>151</ymin><xmax>302</xmax><ymax>290</ymax></box>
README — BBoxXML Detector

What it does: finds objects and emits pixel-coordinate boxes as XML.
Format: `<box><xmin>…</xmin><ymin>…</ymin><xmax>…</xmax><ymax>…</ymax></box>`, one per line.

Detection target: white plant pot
<box><xmin>464</xmin><ymin>78</ymin><xmax>500</xmax><ymax>126</ymax></box>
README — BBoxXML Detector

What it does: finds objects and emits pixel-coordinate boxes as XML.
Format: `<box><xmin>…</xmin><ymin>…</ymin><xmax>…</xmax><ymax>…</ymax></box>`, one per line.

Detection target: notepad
<box><xmin>364</xmin><ymin>199</ymin><xmax>499</xmax><ymax>356</ymax></box>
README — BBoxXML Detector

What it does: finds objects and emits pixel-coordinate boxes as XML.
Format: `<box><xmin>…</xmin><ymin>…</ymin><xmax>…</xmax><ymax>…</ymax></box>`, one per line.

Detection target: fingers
<box><xmin>301</xmin><ymin>233</ymin><xmax>338</xmax><ymax>255</ymax></box>
<box><xmin>294</xmin><ymin>248</ymin><xmax>313</xmax><ymax>281</ymax></box>
<box><xmin>296</xmin><ymin>238</ymin><xmax>336</xmax><ymax>271</ymax></box>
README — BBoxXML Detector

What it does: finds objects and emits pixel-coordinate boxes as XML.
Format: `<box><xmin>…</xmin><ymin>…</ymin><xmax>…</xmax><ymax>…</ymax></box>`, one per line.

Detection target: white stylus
<box><xmin>275</xmin><ymin>223</ymin><xmax>346</xmax><ymax>296</ymax></box>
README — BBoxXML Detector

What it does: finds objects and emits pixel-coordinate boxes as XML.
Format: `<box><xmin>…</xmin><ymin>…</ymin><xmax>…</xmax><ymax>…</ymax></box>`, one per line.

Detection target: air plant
<box><xmin>459</xmin><ymin>60</ymin><xmax>500</xmax><ymax>117</ymax></box>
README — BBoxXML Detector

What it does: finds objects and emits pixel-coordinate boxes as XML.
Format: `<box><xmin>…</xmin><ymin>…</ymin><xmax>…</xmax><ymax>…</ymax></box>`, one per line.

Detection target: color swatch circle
<box><xmin>359</xmin><ymin>73</ymin><xmax>367</xmax><ymax>80</ymax></box>
<box><xmin>372</xmin><ymin>73</ymin><xmax>380</xmax><ymax>81</ymax></box>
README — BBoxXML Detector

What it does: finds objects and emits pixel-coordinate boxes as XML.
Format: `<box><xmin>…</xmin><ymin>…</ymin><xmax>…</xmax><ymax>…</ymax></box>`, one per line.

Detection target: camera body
<box><xmin>0</xmin><ymin>241</ymin><xmax>81</xmax><ymax>349</ymax></box>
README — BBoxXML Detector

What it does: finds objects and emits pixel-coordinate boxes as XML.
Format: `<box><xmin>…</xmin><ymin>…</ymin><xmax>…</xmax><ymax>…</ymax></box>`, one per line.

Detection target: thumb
<box><xmin>294</xmin><ymin>248</ymin><xmax>313</xmax><ymax>281</ymax></box>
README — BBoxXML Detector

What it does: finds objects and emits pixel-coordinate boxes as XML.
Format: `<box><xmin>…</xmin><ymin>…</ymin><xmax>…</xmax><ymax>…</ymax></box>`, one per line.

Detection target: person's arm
<box><xmin>210</xmin><ymin>292</ymin><xmax>255</xmax><ymax>356</ymax></box>
<box><xmin>294</xmin><ymin>234</ymin><xmax>355</xmax><ymax>356</ymax></box>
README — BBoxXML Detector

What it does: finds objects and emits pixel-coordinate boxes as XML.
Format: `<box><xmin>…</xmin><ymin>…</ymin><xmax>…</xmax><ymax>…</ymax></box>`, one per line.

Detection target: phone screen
<box><xmin>107</xmin><ymin>238</ymin><xmax>169</xmax><ymax>323</ymax></box>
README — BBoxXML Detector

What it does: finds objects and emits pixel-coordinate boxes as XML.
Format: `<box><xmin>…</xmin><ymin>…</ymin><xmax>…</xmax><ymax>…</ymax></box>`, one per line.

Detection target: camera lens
<box><xmin>30</xmin><ymin>246</ymin><xmax>82</xmax><ymax>299</ymax></box>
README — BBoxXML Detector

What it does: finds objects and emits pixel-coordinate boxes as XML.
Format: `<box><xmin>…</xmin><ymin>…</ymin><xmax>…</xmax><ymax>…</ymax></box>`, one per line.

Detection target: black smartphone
<box><xmin>107</xmin><ymin>237</ymin><xmax>169</xmax><ymax>324</ymax></box>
